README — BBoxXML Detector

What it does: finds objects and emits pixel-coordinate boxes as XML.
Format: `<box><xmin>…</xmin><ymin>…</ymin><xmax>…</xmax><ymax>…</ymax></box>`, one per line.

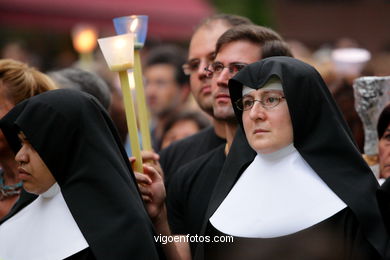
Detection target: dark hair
<box><xmin>194</xmin><ymin>13</ymin><xmax>253</xmax><ymax>32</ymax></box>
<box><xmin>162</xmin><ymin>110</ymin><xmax>210</xmax><ymax>139</ymax></box>
<box><xmin>215</xmin><ymin>24</ymin><xmax>293</xmax><ymax>58</ymax></box>
<box><xmin>377</xmin><ymin>104</ymin><xmax>390</xmax><ymax>139</ymax></box>
<box><xmin>48</xmin><ymin>67</ymin><xmax>111</xmax><ymax>110</ymax></box>
<box><xmin>262</xmin><ymin>40</ymin><xmax>293</xmax><ymax>58</ymax></box>
<box><xmin>145</xmin><ymin>45</ymin><xmax>189</xmax><ymax>87</ymax></box>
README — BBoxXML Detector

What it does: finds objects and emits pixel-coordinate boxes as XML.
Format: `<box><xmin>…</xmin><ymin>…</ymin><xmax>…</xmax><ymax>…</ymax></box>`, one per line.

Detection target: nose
<box><xmin>197</xmin><ymin>59</ymin><xmax>209</xmax><ymax>80</ymax></box>
<box><xmin>248</xmin><ymin>101</ymin><xmax>266</xmax><ymax>121</ymax></box>
<box><xmin>215</xmin><ymin>68</ymin><xmax>230</xmax><ymax>89</ymax></box>
<box><xmin>15</xmin><ymin>146</ymin><xmax>28</xmax><ymax>165</ymax></box>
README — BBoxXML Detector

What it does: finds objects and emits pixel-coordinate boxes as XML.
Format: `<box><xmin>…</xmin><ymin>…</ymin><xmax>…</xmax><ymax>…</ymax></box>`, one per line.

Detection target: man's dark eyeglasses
<box><xmin>204</xmin><ymin>62</ymin><xmax>247</xmax><ymax>77</ymax></box>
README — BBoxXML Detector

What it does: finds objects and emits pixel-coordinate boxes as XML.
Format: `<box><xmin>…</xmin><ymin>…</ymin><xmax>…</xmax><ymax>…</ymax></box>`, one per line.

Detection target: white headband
<box><xmin>242</xmin><ymin>78</ymin><xmax>283</xmax><ymax>96</ymax></box>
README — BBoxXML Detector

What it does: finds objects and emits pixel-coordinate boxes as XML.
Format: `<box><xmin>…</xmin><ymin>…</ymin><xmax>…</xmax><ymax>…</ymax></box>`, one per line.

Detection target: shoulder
<box><xmin>177</xmin><ymin>145</ymin><xmax>225</xmax><ymax>176</ymax></box>
<box><xmin>161</xmin><ymin>127</ymin><xmax>220</xmax><ymax>154</ymax></box>
<box><xmin>168</xmin><ymin>144</ymin><xmax>226</xmax><ymax>190</ymax></box>
<box><xmin>159</xmin><ymin>126</ymin><xmax>225</xmax><ymax>178</ymax></box>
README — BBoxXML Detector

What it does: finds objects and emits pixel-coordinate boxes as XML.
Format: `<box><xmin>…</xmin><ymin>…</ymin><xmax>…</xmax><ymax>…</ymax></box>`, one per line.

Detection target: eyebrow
<box><xmin>243</xmin><ymin>90</ymin><xmax>284</xmax><ymax>97</ymax></box>
<box><xmin>186</xmin><ymin>58</ymin><xmax>200</xmax><ymax>64</ymax></box>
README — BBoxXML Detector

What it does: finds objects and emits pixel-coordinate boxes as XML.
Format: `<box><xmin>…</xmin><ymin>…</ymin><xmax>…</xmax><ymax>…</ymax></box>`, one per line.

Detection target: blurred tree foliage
<box><xmin>209</xmin><ymin>0</ymin><xmax>274</xmax><ymax>27</ymax></box>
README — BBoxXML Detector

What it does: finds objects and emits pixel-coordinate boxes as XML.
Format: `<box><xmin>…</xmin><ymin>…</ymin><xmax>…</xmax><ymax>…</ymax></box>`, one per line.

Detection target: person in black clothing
<box><xmin>166</xmin><ymin>24</ymin><xmax>292</xmax><ymax>257</ymax></box>
<box><xmin>158</xmin><ymin>14</ymin><xmax>252</xmax><ymax>182</ymax></box>
<box><xmin>194</xmin><ymin>57</ymin><xmax>388</xmax><ymax>260</ymax></box>
<box><xmin>135</xmin><ymin>24</ymin><xmax>292</xmax><ymax>259</ymax></box>
<box><xmin>0</xmin><ymin>89</ymin><xmax>164</xmax><ymax>259</ymax></box>
<box><xmin>376</xmin><ymin>104</ymin><xmax>390</xmax><ymax>246</ymax></box>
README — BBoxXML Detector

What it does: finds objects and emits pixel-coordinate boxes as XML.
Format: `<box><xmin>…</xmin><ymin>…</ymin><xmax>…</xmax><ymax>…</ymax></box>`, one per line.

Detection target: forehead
<box><xmin>242</xmin><ymin>77</ymin><xmax>283</xmax><ymax>95</ymax></box>
<box><xmin>188</xmin><ymin>22</ymin><xmax>229</xmax><ymax>59</ymax></box>
<box><xmin>214</xmin><ymin>40</ymin><xmax>261</xmax><ymax>65</ymax></box>
<box><xmin>244</xmin><ymin>88</ymin><xmax>284</xmax><ymax>97</ymax></box>
<box><xmin>145</xmin><ymin>64</ymin><xmax>175</xmax><ymax>77</ymax></box>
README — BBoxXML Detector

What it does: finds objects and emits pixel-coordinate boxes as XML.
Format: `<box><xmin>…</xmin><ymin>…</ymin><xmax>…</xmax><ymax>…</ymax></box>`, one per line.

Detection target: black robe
<box><xmin>195</xmin><ymin>57</ymin><xmax>389</xmax><ymax>259</ymax></box>
<box><xmin>159</xmin><ymin>126</ymin><xmax>225</xmax><ymax>185</ymax></box>
<box><xmin>167</xmin><ymin>143</ymin><xmax>227</xmax><ymax>255</ymax></box>
<box><xmin>0</xmin><ymin>89</ymin><xmax>164</xmax><ymax>259</ymax></box>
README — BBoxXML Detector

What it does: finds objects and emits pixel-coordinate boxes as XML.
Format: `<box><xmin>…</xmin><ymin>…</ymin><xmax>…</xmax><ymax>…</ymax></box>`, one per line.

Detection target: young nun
<box><xmin>0</xmin><ymin>89</ymin><xmax>164</xmax><ymax>259</ymax></box>
<box><xmin>196</xmin><ymin>57</ymin><xmax>388</xmax><ymax>259</ymax></box>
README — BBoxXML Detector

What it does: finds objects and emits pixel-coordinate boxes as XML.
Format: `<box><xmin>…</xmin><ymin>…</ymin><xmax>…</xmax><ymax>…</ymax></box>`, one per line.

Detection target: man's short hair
<box><xmin>215</xmin><ymin>24</ymin><xmax>293</xmax><ymax>58</ymax></box>
<box><xmin>145</xmin><ymin>45</ymin><xmax>189</xmax><ymax>87</ymax></box>
<box><xmin>194</xmin><ymin>13</ymin><xmax>253</xmax><ymax>32</ymax></box>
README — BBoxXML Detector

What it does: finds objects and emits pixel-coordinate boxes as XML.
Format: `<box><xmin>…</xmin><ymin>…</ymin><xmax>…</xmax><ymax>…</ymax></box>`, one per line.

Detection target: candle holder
<box><xmin>72</xmin><ymin>24</ymin><xmax>98</xmax><ymax>70</ymax></box>
<box><xmin>98</xmin><ymin>33</ymin><xmax>143</xmax><ymax>172</ymax></box>
<box><xmin>113</xmin><ymin>15</ymin><xmax>148</xmax><ymax>49</ymax></box>
<box><xmin>113</xmin><ymin>15</ymin><xmax>152</xmax><ymax>151</ymax></box>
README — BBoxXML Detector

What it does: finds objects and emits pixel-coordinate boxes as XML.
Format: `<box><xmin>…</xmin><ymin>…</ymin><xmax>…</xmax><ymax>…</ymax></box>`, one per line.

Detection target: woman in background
<box><xmin>0</xmin><ymin>58</ymin><xmax>56</xmax><ymax>219</ymax></box>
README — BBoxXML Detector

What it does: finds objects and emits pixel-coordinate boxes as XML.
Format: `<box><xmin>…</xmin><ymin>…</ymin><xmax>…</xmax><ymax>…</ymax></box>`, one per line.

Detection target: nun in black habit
<box><xmin>195</xmin><ymin>57</ymin><xmax>389</xmax><ymax>260</ymax></box>
<box><xmin>0</xmin><ymin>89</ymin><xmax>164</xmax><ymax>259</ymax></box>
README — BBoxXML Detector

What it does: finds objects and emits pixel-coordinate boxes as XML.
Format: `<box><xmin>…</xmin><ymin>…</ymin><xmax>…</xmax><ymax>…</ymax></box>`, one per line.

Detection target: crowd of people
<box><xmin>0</xmin><ymin>12</ymin><xmax>390</xmax><ymax>260</ymax></box>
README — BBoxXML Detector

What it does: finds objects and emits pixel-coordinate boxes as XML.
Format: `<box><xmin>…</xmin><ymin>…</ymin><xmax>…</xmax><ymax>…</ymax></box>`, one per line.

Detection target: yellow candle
<box><xmin>110</xmin><ymin>62</ymin><xmax>134</xmax><ymax>72</ymax></box>
<box><xmin>118</xmin><ymin>70</ymin><xmax>143</xmax><ymax>173</ymax></box>
<box><xmin>79</xmin><ymin>52</ymin><xmax>94</xmax><ymax>71</ymax></box>
<box><xmin>134</xmin><ymin>49</ymin><xmax>152</xmax><ymax>151</ymax></box>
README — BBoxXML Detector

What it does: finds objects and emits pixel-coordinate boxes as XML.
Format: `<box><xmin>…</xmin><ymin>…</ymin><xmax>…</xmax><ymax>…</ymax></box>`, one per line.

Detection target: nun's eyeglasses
<box><xmin>235</xmin><ymin>93</ymin><xmax>285</xmax><ymax>110</ymax></box>
<box><xmin>204</xmin><ymin>62</ymin><xmax>247</xmax><ymax>77</ymax></box>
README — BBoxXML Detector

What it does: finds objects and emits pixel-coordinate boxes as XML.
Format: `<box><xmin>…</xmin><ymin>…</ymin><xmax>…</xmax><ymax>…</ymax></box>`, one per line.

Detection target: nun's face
<box><xmin>15</xmin><ymin>132</ymin><xmax>56</xmax><ymax>195</ymax></box>
<box><xmin>242</xmin><ymin>89</ymin><xmax>293</xmax><ymax>154</ymax></box>
<box><xmin>379</xmin><ymin>124</ymin><xmax>390</xmax><ymax>178</ymax></box>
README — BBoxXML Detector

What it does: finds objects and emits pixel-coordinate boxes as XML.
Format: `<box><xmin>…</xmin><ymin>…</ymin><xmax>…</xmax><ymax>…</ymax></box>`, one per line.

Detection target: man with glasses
<box><xmin>166</xmin><ymin>24</ymin><xmax>292</xmax><ymax>258</ymax></box>
<box><xmin>159</xmin><ymin>14</ymin><xmax>252</xmax><ymax>182</ymax></box>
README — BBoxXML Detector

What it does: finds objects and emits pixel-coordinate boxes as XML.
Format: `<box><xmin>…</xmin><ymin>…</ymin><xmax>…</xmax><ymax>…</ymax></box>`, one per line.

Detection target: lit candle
<box><xmin>113</xmin><ymin>15</ymin><xmax>152</xmax><ymax>151</ymax></box>
<box><xmin>98</xmin><ymin>33</ymin><xmax>143</xmax><ymax>172</ymax></box>
<box><xmin>72</xmin><ymin>24</ymin><xmax>98</xmax><ymax>70</ymax></box>
<box><xmin>129</xmin><ymin>17</ymin><xmax>152</xmax><ymax>151</ymax></box>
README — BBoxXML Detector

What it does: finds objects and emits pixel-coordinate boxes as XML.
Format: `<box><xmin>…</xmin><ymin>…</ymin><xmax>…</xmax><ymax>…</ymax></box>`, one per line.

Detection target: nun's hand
<box><xmin>134</xmin><ymin>164</ymin><xmax>166</xmax><ymax>222</ymax></box>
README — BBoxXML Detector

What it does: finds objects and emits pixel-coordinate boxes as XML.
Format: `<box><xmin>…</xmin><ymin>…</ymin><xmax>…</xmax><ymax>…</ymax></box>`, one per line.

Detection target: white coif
<box><xmin>0</xmin><ymin>183</ymin><xmax>89</xmax><ymax>260</ymax></box>
<box><xmin>210</xmin><ymin>144</ymin><xmax>346</xmax><ymax>238</ymax></box>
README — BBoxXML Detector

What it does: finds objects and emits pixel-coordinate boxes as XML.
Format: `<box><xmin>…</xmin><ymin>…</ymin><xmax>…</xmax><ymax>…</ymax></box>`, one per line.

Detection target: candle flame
<box><xmin>73</xmin><ymin>26</ymin><xmax>97</xmax><ymax>53</ymax></box>
<box><xmin>114</xmin><ymin>38</ymin><xmax>127</xmax><ymax>49</ymax></box>
<box><xmin>130</xmin><ymin>18</ymin><xmax>139</xmax><ymax>33</ymax></box>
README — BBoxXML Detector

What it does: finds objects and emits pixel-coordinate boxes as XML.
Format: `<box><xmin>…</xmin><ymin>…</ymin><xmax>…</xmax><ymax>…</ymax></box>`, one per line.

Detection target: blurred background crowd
<box><xmin>1</xmin><ymin>0</ymin><xmax>390</xmax><ymax>152</ymax></box>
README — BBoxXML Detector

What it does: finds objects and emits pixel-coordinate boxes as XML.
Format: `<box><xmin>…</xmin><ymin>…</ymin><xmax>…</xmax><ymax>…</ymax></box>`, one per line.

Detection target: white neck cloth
<box><xmin>210</xmin><ymin>144</ymin><xmax>346</xmax><ymax>238</ymax></box>
<box><xmin>0</xmin><ymin>183</ymin><xmax>89</xmax><ymax>260</ymax></box>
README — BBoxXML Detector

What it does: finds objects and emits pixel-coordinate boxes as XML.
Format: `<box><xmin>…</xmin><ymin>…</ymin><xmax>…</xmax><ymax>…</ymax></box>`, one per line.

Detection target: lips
<box><xmin>200</xmin><ymin>85</ymin><xmax>211</xmax><ymax>95</ymax></box>
<box><xmin>253</xmin><ymin>128</ymin><xmax>269</xmax><ymax>134</ymax></box>
<box><xmin>17</xmin><ymin>167</ymin><xmax>31</xmax><ymax>180</ymax></box>
<box><xmin>215</xmin><ymin>93</ymin><xmax>230</xmax><ymax>103</ymax></box>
